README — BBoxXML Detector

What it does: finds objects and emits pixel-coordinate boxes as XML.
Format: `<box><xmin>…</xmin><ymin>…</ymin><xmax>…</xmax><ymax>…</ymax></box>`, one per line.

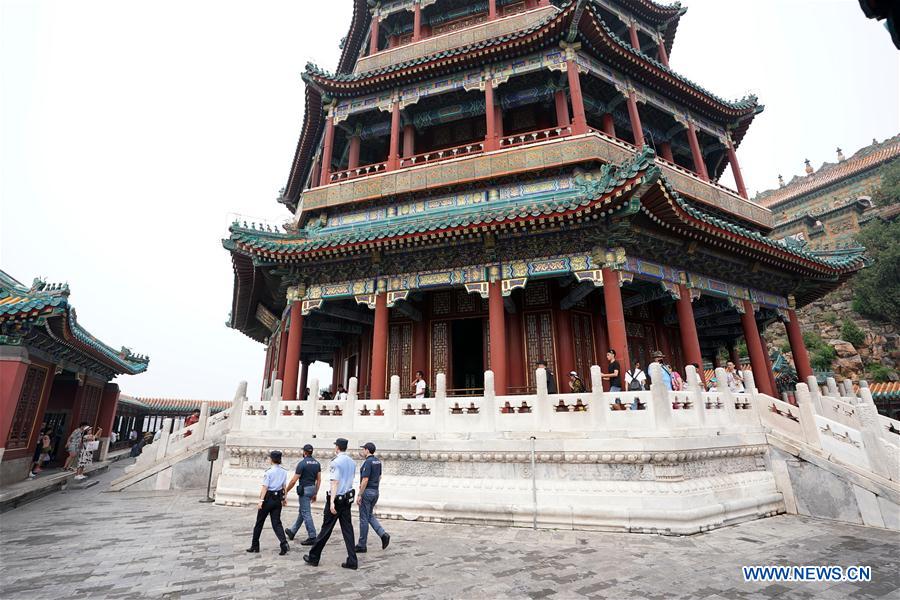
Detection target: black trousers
<box><xmin>308</xmin><ymin>493</ymin><xmax>357</xmax><ymax>567</ymax></box>
<box><xmin>252</xmin><ymin>491</ymin><xmax>287</xmax><ymax>546</ymax></box>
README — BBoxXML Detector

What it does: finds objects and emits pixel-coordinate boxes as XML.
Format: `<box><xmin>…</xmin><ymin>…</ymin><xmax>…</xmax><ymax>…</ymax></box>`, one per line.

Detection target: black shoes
<box><xmin>280</xmin><ymin>543</ymin><xmax>290</xmax><ymax>556</ymax></box>
<box><xmin>354</xmin><ymin>545</ymin><xmax>367</xmax><ymax>553</ymax></box>
<box><xmin>300</xmin><ymin>537</ymin><xmax>316</xmax><ymax>546</ymax></box>
<box><xmin>381</xmin><ymin>533</ymin><xmax>391</xmax><ymax>549</ymax></box>
<box><xmin>341</xmin><ymin>562</ymin><xmax>358</xmax><ymax>570</ymax></box>
<box><xmin>245</xmin><ymin>546</ymin><xmax>259</xmax><ymax>553</ymax></box>
<box><xmin>303</xmin><ymin>554</ymin><xmax>319</xmax><ymax>567</ymax></box>
<box><xmin>285</xmin><ymin>529</ymin><xmax>295</xmax><ymax>541</ymax></box>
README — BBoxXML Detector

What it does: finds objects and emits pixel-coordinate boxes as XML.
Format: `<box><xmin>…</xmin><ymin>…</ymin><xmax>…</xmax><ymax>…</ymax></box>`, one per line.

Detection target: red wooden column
<box><xmin>626</xmin><ymin>90</ymin><xmax>644</xmax><ymax>147</ymax></box>
<box><xmin>687</xmin><ymin>121</ymin><xmax>709</xmax><ymax>180</ymax></box>
<box><xmin>276</xmin><ymin>322</ymin><xmax>289</xmax><ymax>381</ymax></box>
<box><xmin>412</xmin><ymin>317</ymin><xmax>428</xmax><ymax>381</ymax></box>
<box><xmin>740</xmin><ymin>300</ymin><xmax>775</xmax><ymax>397</ymax></box>
<box><xmin>494</xmin><ymin>105</ymin><xmax>504</xmax><ymax>141</ymax></box>
<box><xmin>489</xmin><ymin>280</ymin><xmax>508</xmax><ymax>395</ymax></box>
<box><xmin>370</xmin><ymin>290</ymin><xmax>389</xmax><ymax>400</ymax></box>
<box><xmin>0</xmin><ymin>349</ymin><xmax>31</xmax><ymax>453</ymax></box>
<box><xmin>369</xmin><ymin>14</ymin><xmax>380</xmax><ymax>55</ymax></box>
<box><xmin>566</xmin><ymin>53</ymin><xmax>588</xmax><ymax>135</ymax></box>
<box><xmin>96</xmin><ymin>383</ymin><xmax>120</xmax><ymax>439</ymax></box>
<box><xmin>319</xmin><ymin>114</ymin><xmax>336</xmax><ymax>186</ymax></box>
<box><xmin>602</xmin><ymin>268</ymin><xmax>630</xmax><ymax>373</ymax></box>
<box><xmin>726</xmin><ymin>137</ymin><xmax>749</xmax><ymax>198</ymax></box>
<box><xmin>412</xmin><ymin>1</ymin><xmax>423</xmax><ymax>42</ymax></box>
<box><xmin>488</xmin><ymin>0</ymin><xmax>497</xmax><ymax>20</ymax></box>
<box><xmin>601</xmin><ymin>113</ymin><xmax>616</xmax><ymax>137</ymax></box>
<box><xmin>676</xmin><ymin>285</ymin><xmax>705</xmax><ymax>384</ymax></box>
<box><xmin>332</xmin><ymin>349</ymin><xmax>341</xmax><ymax>391</ymax></box>
<box><xmin>348</xmin><ymin>134</ymin><xmax>361</xmax><ymax>170</ymax></box>
<box><xmin>591</xmin><ymin>292</ymin><xmax>610</xmax><ymax>391</ymax></box>
<box><xmin>388</xmin><ymin>99</ymin><xmax>401</xmax><ymax>170</ymax></box>
<box><xmin>554</xmin><ymin>89</ymin><xmax>570</xmax><ymax>129</ymax></box>
<box><xmin>555</xmin><ymin>307</ymin><xmax>576</xmax><ymax>382</ymax></box>
<box><xmin>760</xmin><ymin>334</ymin><xmax>779</xmax><ymax>397</ymax></box>
<box><xmin>628</xmin><ymin>21</ymin><xmax>641</xmax><ymax>50</ymax></box>
<box><xmin>484</xmin><ymin>78</ymin><xmax>497</xmax><ymax>150</ymax></box>
<box><xmin>506</xmin><ymin>307</ymin><xmax>526</xmax><ymax>393</ymax></box>
<box><xmin>402</xmin><ymin>124</ymin><xmax>415</xmax><ymax>159</ymax></box>
<box><xmin>658</xmin><ymin>141</ymin><xmax>674</xmax><ymax>162</ymax></box>
<box><xmin>785</xmin><ymin>309</ymin><xmax>813</xmax><ymax>383</ymax></box>
<box><xmin>298</xmin><ymin>362</ymin><xmax>309</xmax><ymax>400</ymax></box>
<box><xmin>282</xmin><ymin>300</ymin><xmax>304</xmax><ymax>401</ymax></box>
<box><xmin>657</xmin><ymin>36</ymin><xmax>670</xmax><ymax>66</ymax></box>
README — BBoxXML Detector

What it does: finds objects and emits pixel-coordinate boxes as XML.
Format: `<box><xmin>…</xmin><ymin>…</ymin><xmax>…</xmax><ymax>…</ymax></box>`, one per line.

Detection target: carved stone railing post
<box><xmin>648</xmin><ymin>363</ymin><xmax>672</xmax><ymax>432</ymax></box>
<box><xmin>389</xmin><ymin>375</ymin><xmax>401</xmax><ymax>432</ymax></box>
<box><xmin>685</xmin><ymin>364</ymin><xmax>705</xmax><ymax>426</ymax></box>
<box><xmin>231</xmin><ymin>381</ymin><xmax>248</xmax><ymax>432</ymax></box>
<box><xmin>198</xmin><ymin>401</ymin><xmax>210</xmax><ymax>441</ymax></box>
<box><xmin>856</xmin><ymin>402</ymin><xmax>895</xmax><ymax>481</ymax></box>
<box><xmin>155</xmin><ymin>418</ymin><xmax>173</xmax><ymax>461</ymax></box>
<box><xmin>435</xmin><ymin>373</ymin><xmax>447</xmax><ymax>432</ymax></box>
<box><xmin>484</xmin><ymin>370</ymin><xmax>496</xmax><ymax>431</ymax></box>
<box><xmin>590</xmin><ymin>365</ymin><xmax>606</xmax><ymax>429</ymax></box>
<box><xmin>348</xmin><ymin>377</ymin><xmax>359</xmax><ymax>402</ymax></box>
<box><xmin>345</xmin><ymin>377</ymin><xmax>358</xmax><ymax>430</ymax></box>
<box><xmin>826</xmin><ymin>377</ymin><xmax>839</xmax><ymax>398</ymax></box>
<box><xmin>806</xmin><ymin>376</ymin><xmax>823</xmax><ymax>414</ymax></box>
<box><xmin>268</xmin><ymin>380</ymin><xmax>282</xmax><ymax>431</ymax></box>
<box><xmin>535</xmin><ymin>367</ymin><xmax>550</xmax><ymax>426</ymax></box>
<box><xmin>795</xmin><ymin>383</ymin><xmax>822</xmax><ymax>450</ymax></box>
<box><xmin>716</xmin><ymin>367</ymin><xmax>737</xmax><ymax>422</ymax></box>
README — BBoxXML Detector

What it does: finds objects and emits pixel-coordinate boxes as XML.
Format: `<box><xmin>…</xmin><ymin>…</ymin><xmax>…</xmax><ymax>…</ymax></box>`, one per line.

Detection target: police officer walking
<box><xmin>284</xmin><ymin>443</ymin><xmax>321</xmax><ymax>546</ymax></box>
<box><xmin>303</xmin><ymin>438</ymin><xmax>358</xmax><ymax>570</ymax></box>
<box><xmin>355</xmin><ymin>442</ymin><xmax>390</xmax><ymax>553</ymax></box>
<box><xmin>246</xmin><ymin>450</ymin><xmax>290</xmax><ymax>556</ymax></box>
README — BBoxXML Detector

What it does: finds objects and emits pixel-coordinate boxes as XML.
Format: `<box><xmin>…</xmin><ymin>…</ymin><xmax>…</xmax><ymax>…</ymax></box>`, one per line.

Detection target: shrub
<box><xmin>779</xmin><ymin>341</ymin><xmax>792</xmax><ymax>354</ymax></box>
<box><xmin>804</xmin><ymin>332</ymin><xmax>836</xmax><ymax>372</ymax></box>
<box><xmin>821</xmin><ymin>311</ymin><xmax>838</xmax><ymax>325</ymax></box>
<box><xmin>841</xmin><ymin>319</ymin><xmax>866</xmax><ymax>347</ymax></box>
<box><xmin>868</xmin><ymin>363</ymin><xmax>893</xmax><ymax>383</ymax></box>
<box><xmin>852</xmin><ymin>221</ymin><xmax>900</xmax><ymax>327</ymax></box>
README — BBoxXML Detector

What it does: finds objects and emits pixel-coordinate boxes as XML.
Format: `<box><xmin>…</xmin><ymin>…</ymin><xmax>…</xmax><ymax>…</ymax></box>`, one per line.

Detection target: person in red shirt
<box><xmin>183</xmin><ymin>409</ymin><xmax>201</xmax><ymax>437</ymax></box>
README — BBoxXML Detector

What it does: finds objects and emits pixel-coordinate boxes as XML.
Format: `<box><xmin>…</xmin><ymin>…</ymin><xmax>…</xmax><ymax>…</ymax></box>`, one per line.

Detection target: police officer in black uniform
<box><xmin>246</xmin><ymin>450</ymin><xmax>290</xmax><ymax>556</ymax></box>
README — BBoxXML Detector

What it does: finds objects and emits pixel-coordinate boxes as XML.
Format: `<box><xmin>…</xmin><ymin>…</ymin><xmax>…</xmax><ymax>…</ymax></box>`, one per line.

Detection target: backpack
<box><xmin>627</xmin><ymin>369</ymin><xmax>644</xmax><ymax>391</ymax></box>
<box><xmin>423</xmin><ymin>385</ymin><xmax>431</xmax><ymax>398</ymax></box>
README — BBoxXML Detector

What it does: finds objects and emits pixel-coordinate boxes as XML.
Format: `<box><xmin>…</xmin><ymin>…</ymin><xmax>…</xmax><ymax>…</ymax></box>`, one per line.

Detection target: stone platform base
<box><xmin>216</xmin><ymin>431</ymin><xmax>784</xmax><ymax>535</ymax></box>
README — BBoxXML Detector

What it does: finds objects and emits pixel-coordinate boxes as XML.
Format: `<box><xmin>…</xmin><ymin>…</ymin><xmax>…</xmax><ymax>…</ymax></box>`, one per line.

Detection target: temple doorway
<box><xmin>451</xmin><ymin>318</ymin><xmax>485</xmax><ymax>393</ymax></box>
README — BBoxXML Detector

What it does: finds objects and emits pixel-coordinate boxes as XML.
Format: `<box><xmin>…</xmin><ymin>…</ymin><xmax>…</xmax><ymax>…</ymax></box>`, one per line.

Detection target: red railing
<box><xmin>499</xmin><ymin>125</ymin><xmax>571</xmax><ymax>149</ymax></box>
<box><xmin>329</xmin><ymin>161</ymin><xmax>388</xmax><ymax>183</ymax></box>
<box><xmin>398</xmin><ymin>141</ymin><xmax>485</xmax><ymax>168</ymax></box>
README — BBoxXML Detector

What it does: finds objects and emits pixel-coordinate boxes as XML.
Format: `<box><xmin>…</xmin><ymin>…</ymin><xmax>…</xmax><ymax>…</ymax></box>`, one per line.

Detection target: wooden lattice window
<box><xmin>6</xmin><ymin>365</ymin><xmax>48</xmax><ymax>450</ymax></box>
<box><xmin>387</xmin><ymin>323</ymin><xmax>413</xmax><ymax>395</ymax></box>
<box><xmin>524</xmin><ymin>311</ymin><xmax>556</xmax><ymax>387</ymax></box>
<box><xmin>572</xmin><ymin>312</ymin><xmax>595</xmax><ymax>388</ymax></box>
<box><xmin>77</xmin><ymin>385</ymin><xmax>102</xmax><ymax>427</ymax></box>
<box><xmin>430</xmin><ymin>321</ymin><xmax>450</xmax><ymax>389</ymax></box>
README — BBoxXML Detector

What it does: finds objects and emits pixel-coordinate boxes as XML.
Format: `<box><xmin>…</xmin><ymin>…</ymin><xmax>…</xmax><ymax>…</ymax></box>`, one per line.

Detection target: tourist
<box><xmin>536</xmin><ymin>360</ymin><xmax>557</xmax><ymax>394</ymax></box>
<box><xmin>75</xmin><ymin>426</ymin><xmax>101</xmax><ymax>480</ymax></box>
<box><xmin>355</xmin><ymin>442</ymin><xmax>390</xmax><ymax>554</ymax></box>
<box><xmin>568</xmin><ymin>371</ymin><xmax>585</xmax><ymax>393</ymax></box>
<box><xmin>246</xmin><ymin>450</ymin><xmax>290</xmax><ymax>556</ymax></box>
<box><xmin>183</xmin><ymin>408</ymin><xmax>201</xmax><ymax>436</ymax></box>
<box><xmin>30</xmin><ymin>427</ymin><xmax>52</xmax><ymax>477</ymax></box>
<box><xmin>725</xmin><ymin>362</ymin><xmax>745</xmax><ymax>393</ymax></box>
<box><xmin>128</xmin><ymin>429</ymin><xmax>138</xmax><ymax>444</ymax></box>
<box><xmin>303</xmin><ymin>387</ymin><xmax>310</xmax><ymax>400</ymax></box>
<box><xmin>303</xmin><ymin>438</ymin><xmax>358</xmax><ymax>570</ymax></box>
<box><xmin>600</xmin><ymin>350</ymin><xmax>622</xmax><ymax>392</ymax></box>
<box><xmin>129</xmin><ymin>434</ymin><xmax>146</xmax><ymax>458</ymax></box>
<box><xmin>625</xmin><ymin>360</ymin><xmax>647</xmax><ymax>391</ymax></box>
<box><xmin>336</xmin><ymin>386</ymin><xmax>348</xmax><ymax>401</ymax></box>
<box><xmin>412</xmin><ymin>370</ymin><xmax>427</xmax><ymax>399</ymax></box>
<box><xmin>64</xmin><ymin>422</ymin><xmax>89</xmax><ymax>471</ymax></box>
<box><xmin>555</xmin><ymin>399</ymin><xmax>570</xmax><ymax>412</ymax></box>
<box><xmin>285</xmin><ymin>444</ymin><xmax>321</xmax><ymax>546</ymax></box>
<box><xmin>650</xmin><ymin>351</ymin><xmax>673</xmax><ymax>390</ymax></box>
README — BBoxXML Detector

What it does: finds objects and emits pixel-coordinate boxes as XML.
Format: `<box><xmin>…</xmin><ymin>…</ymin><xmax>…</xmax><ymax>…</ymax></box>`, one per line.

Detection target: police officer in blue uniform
<box><xmin>355</xmin><ymin>442</ymin><xmax>390</xmax><ymax>553</ymax></box>
<box><xmin>284</xmin><ymin>443</ymin><xmax>321</xmax><ymax>545</ymax></box>
<box><xmin>303</xmin><ymin>438</ymin><xmax>358</xmax><ymax>570</ymax></box>
<box><xmin>246</xmin><ymin>450</ymin><xmax>290</xmax><ymax>556</ymax></box>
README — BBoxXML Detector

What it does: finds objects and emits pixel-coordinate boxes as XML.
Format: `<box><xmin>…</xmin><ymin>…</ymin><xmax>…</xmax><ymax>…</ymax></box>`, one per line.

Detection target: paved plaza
<box><xmin>0</xmin><ymin>461</ymin><xmax>897</xmax><ymax>600</ymax></box>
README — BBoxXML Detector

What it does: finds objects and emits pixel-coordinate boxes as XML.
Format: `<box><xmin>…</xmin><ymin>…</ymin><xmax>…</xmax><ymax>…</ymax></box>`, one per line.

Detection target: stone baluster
<box><xmin>435</xmin><ymin>373</ymin><xmax>447</xmax><ymax>433</ymax></box>
<box><xmin>310</xmin><ymin>378</ymin><xmax>321</xmax><ymax>429</ymax></box>
<box><xmin>348</xmin><ymin>376</ymin><xmax>359</xmax><ymax>402</ymax></box>
<box><xmin>230</xmin><ymin>381</ymin><xmax>248</xmax><ymax>432</ymax></box>
<box><xmin>826</xmin><ymin>377</ymin><xmax>839</xmax><ymax>398</ymax></box>
<box><xmin>483</xmin><ymin>370</ymin><xmax>496</xmax><ymax>431</ymax></box>
<box><xmin>155</xmin><ymin>418</ymin><xmax>173</xmax><ymax>460</ymax></box>
<box><xmin>841</xmin><ymin>379</ymin><xmax>855</xmax><ymax>401</ymax></box>
<box><xmin>268</xmin><ymin>380</ymin><xmax>283</xmax><ymax>431</ymax></box>
<box><xmin>856</xmin><ymin>402</ymin><xmax>895</xmax><ymax>481</ymax></box>
<box><xmin>715</xmin><ymin>367</ymin><xmax>737</xmax><ymax>422</ymax></box>
<box><xmin>742</xmin><ymin>370</ymin><xmax>764</xmax><ymax>424</ymax></box>
<box><xmin>805</xmin><ymin>376</ymin><xmax>823</xmax><ymax>414</ymax></box>
<box><xmin>344</xmin><ymin>377</ymin><xmax>358</xmax><ymax>431</ymax></box>
<box><xmin>198</xmin><ymin>401</ymin><xmax>210</xmax><ymax>441</ymax></box>
<box><xmin>389</xmin><ymin>375</ymin><xmax>401</xmax><ymax>432</ymax></box>
<box><xmin>535</xmin><ymin>367</ymin><xmax>550</xmax><ymax>427</ymax></box>
<box><xmin>648</xmin><ymin>363</ymin><xmax>673</xmax><ymax>432</ymax></box>
<box><xmin>684</xmin><ymin>364</ymin><xmax>705</xmax><ymax>426</ymax></box>
<box><xmin>589</xmin><ymin>365</ymin><xmax>607</xmax><ymax>430</ymax></box>
<box><xmin>794</xmin><ymin>383</ymin><xmax>823</xmax><ymax>450</ymax></box>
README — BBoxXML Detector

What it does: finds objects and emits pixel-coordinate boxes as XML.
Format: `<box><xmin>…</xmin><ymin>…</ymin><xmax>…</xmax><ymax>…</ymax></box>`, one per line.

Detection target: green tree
<box><xmin>840</xmin><ymin>319</ymin><xmax>865</xmax><ymax>347</ymax></box>
<box><xmin>852</xmin><ymin>220</ymin><xmax>900</xmax><ymax>327</ymax></box>
<box><xmin>875</xmin><ymin>158</ymin><xmax>900</xmax><ymax>207</ymax></box>
<box><xmin>804</xmin><ymin>331</ymin><xmax>837</xmax><ymax>372</ymax></box>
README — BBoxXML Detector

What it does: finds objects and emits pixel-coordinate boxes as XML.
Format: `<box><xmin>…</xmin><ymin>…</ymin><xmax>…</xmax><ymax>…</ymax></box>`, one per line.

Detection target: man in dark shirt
<box><xmin>285</xmin><ymin>443</ymin><xmax>321</xmax><ymax>545</ymax></box>
<box><xmin>536</xmin><ymin>360</ymin><xmax>557</xmax><ymax>394</ymax></box>
<box><xmin>355</xmin><ymin>442</ymin><xmax>390</xmax><ymax>553</ymax></box>
<box><xmin>601</xmin><ymin>349</ymin><xmax>623</xmax><ymax>392</ymax></box>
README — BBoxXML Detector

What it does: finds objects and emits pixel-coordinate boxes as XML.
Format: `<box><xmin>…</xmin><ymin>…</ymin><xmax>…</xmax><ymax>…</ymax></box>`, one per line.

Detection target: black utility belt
<box><xmin>265</xmin><ymin>490</ymin><xmax>284</xmax><ymax>497</ymax></box>
<box><xmin>328</xmin><ymin>489</ymin><xmax>356</xmax><ymax>503</ymax></box>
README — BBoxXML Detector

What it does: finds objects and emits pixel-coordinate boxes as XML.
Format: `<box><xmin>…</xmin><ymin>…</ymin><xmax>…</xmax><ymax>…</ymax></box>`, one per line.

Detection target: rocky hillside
<box><xmin>765</xmin><ymin>284</ymin><xmax>899</xmax><ymax>383</ymax></box>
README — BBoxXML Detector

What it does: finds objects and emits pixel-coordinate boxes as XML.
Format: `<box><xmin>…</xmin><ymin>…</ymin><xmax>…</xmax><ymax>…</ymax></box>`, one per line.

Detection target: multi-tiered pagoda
<box><xmin>225</xmin><ymin>0</ymin><xmax>866</xmax><ymax>402</ymax></box>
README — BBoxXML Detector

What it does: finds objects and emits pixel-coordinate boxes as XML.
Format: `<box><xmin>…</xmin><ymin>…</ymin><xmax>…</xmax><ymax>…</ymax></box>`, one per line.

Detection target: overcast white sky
<box><xmin>2</xmin><ymin>1</ymin><xmax>898</xmax><ymax>400</ymax></box>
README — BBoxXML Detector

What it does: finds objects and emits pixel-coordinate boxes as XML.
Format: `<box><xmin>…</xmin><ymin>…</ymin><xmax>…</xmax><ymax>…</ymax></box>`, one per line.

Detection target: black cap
<box><xmin>361</xmin><ymin>442</ymin><xmax>376</xmax><ymax>454</ymax></box>
<box><xmin>302</xmin><ymin>444</ymin><xmax>314</xmax><ymax>452</ymax></box>
<box><xmin>269</xmin><ymin>450</ymin><xmax>283</xmax><ymax>463</ymax></box>
<box><xmin>334</xmin><ymin>438</ymin><xmax>348</xmax><ymax>451</ymax></box>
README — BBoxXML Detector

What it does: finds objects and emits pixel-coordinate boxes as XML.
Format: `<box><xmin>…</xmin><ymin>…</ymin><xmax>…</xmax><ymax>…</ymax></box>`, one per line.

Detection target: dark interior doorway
<box><xmin>451</xmin><ymin>318</ymin><xmax>484</xmax><ymax>392</ymax></box>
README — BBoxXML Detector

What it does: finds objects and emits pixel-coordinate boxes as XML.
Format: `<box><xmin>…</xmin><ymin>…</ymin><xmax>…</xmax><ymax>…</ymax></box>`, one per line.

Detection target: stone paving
<box><xmin>1</xmin><ymin>461</ymin><xmax>898</xmax><ymax>600</ymax></box>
